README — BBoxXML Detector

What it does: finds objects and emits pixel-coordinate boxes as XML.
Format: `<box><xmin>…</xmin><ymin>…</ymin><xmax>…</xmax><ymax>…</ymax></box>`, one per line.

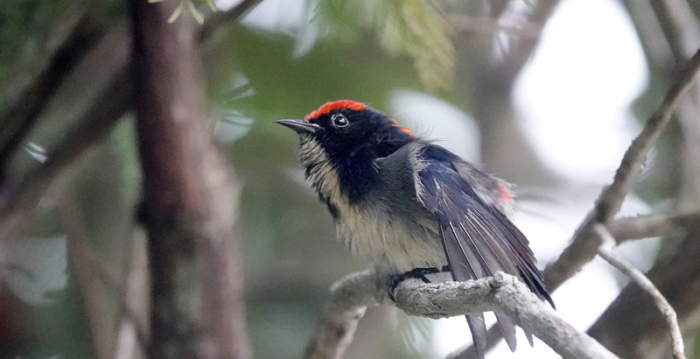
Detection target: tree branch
<box><xmin>503</xmin><ymin>0</ymin><xmax>561</xmax><ymax>77</ymax></box>
<box><xmin>454</xmin><ymin>209</ymin><xmax>699</xmax><ymax>359</ymax></box>
<box><xmin>60</xmin><ymin>188</ymin><xmax>119</xmax><ymax>359</ymax></box>
<box><xmin>619</xmin><ymin>0</ymin><xmax>675</xmax><ymax>72</ymax></box>
<box><xmin>588</xmin><ymin>222</ymin><xmax>700</xmax><ymax>357</ymax></box>
<box><xmin>304</xmin><ymin>272</ymin><xmax>620</xmax><ymax>359</ymax></box>
<box><xmin>449</xmin><ymin>14</ymin><xmax>542</xmax><ymax>38</ymax></box>
<box><xmin>303</xmin><ymin>271</ymin><xmax>381</xmax><ymax>359</ymax></box>
<box><xmin>0</xmin><ymin>0</ymin><xmax>262</xmax><ymax>241</ymax></box>
<box><xmin>59</xmin><ymin>188</ymin><xmax>151</xmax><ymax>359</ymax></box>
<box><xmin>543</xmin><ymin>46</ymin><xmax>700</xmax><ymax>292</ymax></box>
<box><xmin>591</xmin><ymin>3</ymin><xmax>700</xmax><ymax>353</ymax></box>
<box><xmin>654</xmin><ymin>0</ymin><xmax>700</xmax><ymax>62</ymax></box>
<box><xmin>457</xmin><ymin>43</ymin><xmax>700</xmax><ymax>359</ymax></box>
<box><xmin>0</xmin><ymin>73</ymin><xmax>131</xmax><ymax>242</ymax></box>
<box><xmin>199</xmin><ymin>0</ymin><xmax>263</xmax><ymax>41</ymax></box>
<box><xmin>115</xmin><ymin>228</ymin><xmax>150</xmax><ymax>359</ymax></box>
<box><xmin>0</xmin><ymin>0</ymin><xmax>261</xmax><ymax>199</ymax></box>
<box><xmin>594</xmin><ymin>224</ymin><xmax>685</xmax><ymax>359</ymax></box>
<box><xmin>0</xmin><ymin>13</ymin><xmax>105</xmax><ymax>180</ymax></box>
<box><xmin>607</xmin><ymin>211</ymin><xmax>700</xmax><ymax>242</ymax></box>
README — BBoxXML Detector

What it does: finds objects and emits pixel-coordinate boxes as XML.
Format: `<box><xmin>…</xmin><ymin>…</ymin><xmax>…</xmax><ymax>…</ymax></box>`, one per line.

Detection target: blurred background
<box><xmin>1</xmin><ymin>0</ymin><xmax>699</xmax><ymax>358</ymax></box>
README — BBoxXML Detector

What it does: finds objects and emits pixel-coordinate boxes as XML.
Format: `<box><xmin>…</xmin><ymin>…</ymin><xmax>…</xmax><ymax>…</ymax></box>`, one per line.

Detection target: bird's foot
<box><xmin>389</xmin><ymin>267</ymin><xmax>444</xmax><ymax>300</ymax></box>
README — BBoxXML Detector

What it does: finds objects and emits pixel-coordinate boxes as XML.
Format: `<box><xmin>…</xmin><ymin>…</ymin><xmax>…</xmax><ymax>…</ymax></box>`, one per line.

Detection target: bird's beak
<box><xmin>275</xmin><ymin>119</ymin><xmax>319</xmax><ymax>134</ymax></box>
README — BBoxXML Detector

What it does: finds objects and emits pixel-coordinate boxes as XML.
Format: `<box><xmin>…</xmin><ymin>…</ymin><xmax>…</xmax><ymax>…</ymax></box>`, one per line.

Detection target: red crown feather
<box><xmin>304</xmin><ymin>100</ymin><xmax>367</xmax><ymax>120</ymax></box>
<box><xmin>303</xmin><ymin>100</ymin><xmax>413</xmax><ymax>137</ymax></box>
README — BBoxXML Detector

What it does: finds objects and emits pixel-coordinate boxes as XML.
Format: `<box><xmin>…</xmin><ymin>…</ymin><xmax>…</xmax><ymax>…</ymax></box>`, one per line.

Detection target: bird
<box><xmin>276</xmin><ymin>100</ymin><xmax>554</xmax><ymax>358</ymax></box>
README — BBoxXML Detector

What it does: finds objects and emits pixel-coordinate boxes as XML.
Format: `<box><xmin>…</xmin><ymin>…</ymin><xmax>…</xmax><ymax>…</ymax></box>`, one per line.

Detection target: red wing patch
<box><xmin>387</xmin><ymin>117</ymin><xmax>414</xmax><ymax>137</ymax></box>
<box><xmin>497</xmin><ymin>184</ymin><xmax>513</xmax><ymax>202</ymax></box>
<box><xmin>304</xmin><ymin>100</ymin><xmax>367</xmax><ymax>120</ymax></box>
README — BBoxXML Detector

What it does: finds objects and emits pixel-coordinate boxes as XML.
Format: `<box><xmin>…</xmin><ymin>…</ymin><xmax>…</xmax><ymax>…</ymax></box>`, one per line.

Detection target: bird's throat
<box><xmin>298</xmin><ymin>138</ymin><xmax>345</xmax><ymax>205</ymax></box>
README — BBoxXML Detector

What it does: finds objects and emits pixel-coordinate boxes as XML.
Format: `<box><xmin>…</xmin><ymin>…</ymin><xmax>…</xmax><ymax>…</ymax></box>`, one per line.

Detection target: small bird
<box><xmin>277</xmin><ymin>100</ymin><xmax>553</xmax><ymax>358</ymax></box>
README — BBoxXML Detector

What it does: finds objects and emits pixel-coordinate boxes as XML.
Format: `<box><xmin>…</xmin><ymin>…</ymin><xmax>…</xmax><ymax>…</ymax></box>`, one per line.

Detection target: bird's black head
<box><xmin>276</xmin><ymin>100</ymin><xmax>414</xmax><ymax>159</ymax></box>
<box><xmin>277</xmin><ymin>100</ymin><xmax>415</xmax><ymax>202</ymax></box>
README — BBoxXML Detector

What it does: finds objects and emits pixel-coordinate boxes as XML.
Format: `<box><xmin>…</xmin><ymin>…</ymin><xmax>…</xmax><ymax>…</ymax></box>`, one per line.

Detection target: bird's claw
<box><xmin>389</xmin><ymin>266</ymin><xmax>448</xmax><ymax>300</ymax></box>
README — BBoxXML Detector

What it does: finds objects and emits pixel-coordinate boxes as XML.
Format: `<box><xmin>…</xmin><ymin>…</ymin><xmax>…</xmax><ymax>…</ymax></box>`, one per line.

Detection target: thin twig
<box><xmin>0</xmin><ymin>13</ymin><xmax>105</xmax><ymax>180</ymax></box>
<box><xmin>594</xmin><ymin>224</ymin><xmax>685</xmax><ymax>359</ymax></box>
<box><xmin>503</xmin><ymin>0</ymin><xmax>562</xmax><ymax>79</ymax></box>
<box><xmin>449</xmin><ymin>14</ymin><xmax>542</xmax><ymax>38</ymax></box>
<box><xmin>199</xmin><ymin>0</ymin><xmax>264</xmax><ymax>41</ymax></box>
<box><xmin>608</xmin><ymin>212</ymin><xmax>700</xmax><ymax>243</ymax></box>
<box><xmin>595</xmin><ymin>50</ymin><xmax>700</xmax><ymax>221</ymax></box>
<box><xmin>115</xmin><ymin>228</ymin><xmax>150</xmax><ymax>359</ymax></box>
<box><xmin>656</xmin><ymin>0</ymin><xmax>700</xmax><ymax>61</ymax></box>
<box><xmin>304</xmin><ymin>271</ymin><xmax>620</xmax><ymax>359</ymax></box>
<box><xmin>61</xmin><ymin>190</ymin><xmax>114</xmax><ymax>359</ymax></box>
<box><xmin>544</xmin><ymin>46</ymin><xmax>700</xmax><ymax>292</ymax></box>
<box><xmin>59</xmin><ymin>188</ymin><xmax>151</xmax><ymax>357</ymax></box>
<box><xmin>619</xmin><ymin>0</ymin><xmax>675</xmax><ymax>71</ymax></box>
<box><xmin>588</xmin><ymin>222</ymin><xmax>700</xmax><ymax>356</ymax></box>
<box><xmin>0</xmin><ymin>73</ymin><xmax>131</xmax><ymax>242</ymax></box>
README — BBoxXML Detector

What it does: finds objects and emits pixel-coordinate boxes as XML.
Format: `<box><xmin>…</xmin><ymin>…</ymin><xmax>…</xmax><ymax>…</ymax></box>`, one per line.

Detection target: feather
<box><xmin>415</xmin><ymin>143</ymin><xmax>554</xmax><ymax>353</ymax></box>
<box><xmin>428</xmin><ymin>174</ymin><xmax>520</xmax><ymax>354</ymax></box>
<box><xmin>467</xmin><ymin>314</ymin><xmax>487</xmax><ymax>359</ymax></box>
<box><xmin>284</xmin><ymin>102</ymin><xmax>553</xmax><ymax>355</ymax></box>
<box><xmin>374</xmin><ymin>140</ymin><xmax>554</xmax><ymax>356</ymax></box>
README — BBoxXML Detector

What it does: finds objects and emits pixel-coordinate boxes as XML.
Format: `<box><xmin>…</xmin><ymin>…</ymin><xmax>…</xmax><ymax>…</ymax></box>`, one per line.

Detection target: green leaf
<box><xmin>316</xmin><ymin>0</ymin><xmax>455</xmax><ymax>91</ymax></box>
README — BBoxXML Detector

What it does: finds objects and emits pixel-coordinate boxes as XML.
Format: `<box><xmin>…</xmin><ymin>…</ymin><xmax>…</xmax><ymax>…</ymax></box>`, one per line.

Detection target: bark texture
<box><xmin>129</xmin><ymin>1</ymin><xmax>248</xmax><ymax>358</ymax></box>
<box><xmin>303</xmin><ymin>271</ymin><xmax>620</xmax><ymax>359</ymax></box>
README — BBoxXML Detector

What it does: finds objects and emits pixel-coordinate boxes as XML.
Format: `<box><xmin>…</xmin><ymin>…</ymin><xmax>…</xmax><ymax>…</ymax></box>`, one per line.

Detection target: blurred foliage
<box><xmin>0</xmin><ymin>274</ymin><xmax>95</xmax><ymax>359</ymax></box>
<box><xmin>316</xmin><ymin>0</ymin><xmax>455</xmax><ymax>91</ymax></box>
<box><xmin>206</xmin><ymin>25</ymin><xmax>424</xmax><ymax>122</ymax></box>
<box><xmin>2</xmin><ymin>0</ymin><xmax>699</xmax><ymax>358</ymax></box>
<box><xmin>0</xmin><ymin>0</ymin><xmax>444</xmax><ymax>356</ymax></box>
<box><xmin>207</xmin><ymin>23</ymin><xmax>429</xmax><ymax>359</ymax></box>
<box><xmin>0</xmin><ymin>0</ymin><xmax>122</xmax><ymax>112</ymax></box>
<box><xmin>0</xmin><ymin>118</ymin><xmax>139</xmax><ymax>359</ymax></box>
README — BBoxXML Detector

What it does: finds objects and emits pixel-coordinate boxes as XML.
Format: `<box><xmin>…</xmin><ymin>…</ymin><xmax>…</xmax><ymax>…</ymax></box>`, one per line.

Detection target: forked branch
<box><xmin>594</xmin><ymin>224</ymin><xmax>685</xmax><ymax>359</ymax></box>
<box><xmin>304</xmin><ymin>271</ymin><xmax>620</xmax><ymax>359</ymax></box>
<box><xmin>544</xmin><ymin>46</ymin><xmax>700</xmax><ymax>292</ymax></box>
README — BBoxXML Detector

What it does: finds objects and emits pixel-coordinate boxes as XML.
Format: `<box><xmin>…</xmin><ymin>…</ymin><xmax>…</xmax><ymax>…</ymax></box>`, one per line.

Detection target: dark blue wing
<box><xmin>374</xmin><ymin>142</ymin><xmax>553</xmax><ymax>358</ymax></box>
<box><xmin>416</xmin><ymin>144</ymin><xmax>553</xmax><ymax>357</ymax></box>
<box><xmin>417</xmin><ymin>146</ymin><xmax>552</xmax><ymax>301</ymax></box>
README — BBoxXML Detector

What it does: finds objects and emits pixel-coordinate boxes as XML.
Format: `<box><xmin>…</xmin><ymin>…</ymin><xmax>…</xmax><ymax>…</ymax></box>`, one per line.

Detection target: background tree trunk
<box><xmin>129</xmin><ymin>1</ymin><xmax>249</xmax><ymax>358</ymax></box>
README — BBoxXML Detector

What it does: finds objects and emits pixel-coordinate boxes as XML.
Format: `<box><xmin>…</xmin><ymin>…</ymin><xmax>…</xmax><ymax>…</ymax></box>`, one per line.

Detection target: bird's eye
<box><xmin>331</xmin><ymin>114</ymin><xmax>349</xmax><ymax>127</ymax></box>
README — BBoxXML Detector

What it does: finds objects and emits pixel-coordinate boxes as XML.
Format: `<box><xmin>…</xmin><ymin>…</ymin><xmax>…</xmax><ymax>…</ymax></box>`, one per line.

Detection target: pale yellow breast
<box><xmin>298</xmin><ymin>138</ymin><xmax>445</xmax><ymax>273</ymax></box>
<box><xmin>335</xmin><ymin>204</ymin><xmax>445</xmax><ymax>273</ymax></box>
